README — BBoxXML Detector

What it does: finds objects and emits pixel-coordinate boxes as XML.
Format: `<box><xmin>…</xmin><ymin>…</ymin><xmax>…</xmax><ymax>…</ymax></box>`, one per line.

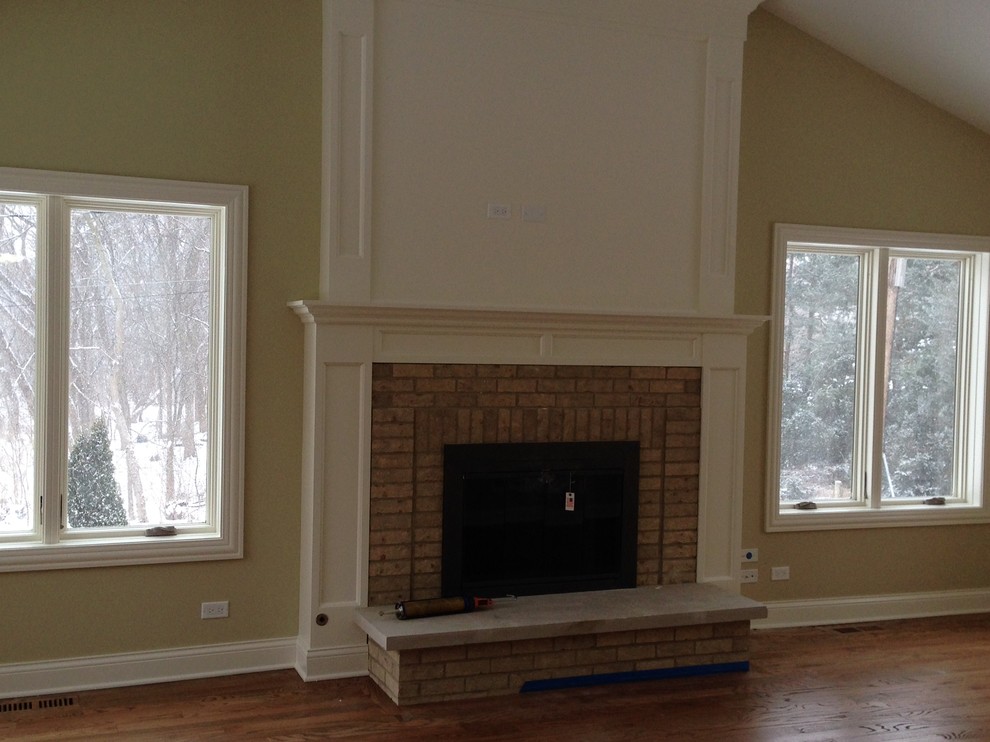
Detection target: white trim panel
<box><xmin>699</xmin><ymin>36</ymin><xmax>745</xmax><ymax>314</ymax></box>
<box><xmin>754</xmin><ymin>587</ymin><xmax>990</xmax><ymax>630</ymax></box>
<box><xmin>294</xmin><ymin>641</ymin><xmax>369</xmax><ymax>682</ymax></box>
<box><xmin>322</xmin><ymin>0</ymin><xmax>759</xmax><ymax>314</ymax></box>
<box><xmin>0</xmin><ymin>638</ymin><xmax>295</xmax><ymax>701</ymax></box>
<box><xmin>323</xmin><ymin>0</ymin><xmax>374</xmax><ymax>301</ymax></box>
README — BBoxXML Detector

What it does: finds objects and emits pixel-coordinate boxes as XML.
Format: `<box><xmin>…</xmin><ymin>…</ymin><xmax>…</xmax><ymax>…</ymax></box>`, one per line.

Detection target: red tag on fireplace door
<box><xmin>565</xmin><ymin>491</ymin><xmax>575</xmax><ymax>511</ymax></box>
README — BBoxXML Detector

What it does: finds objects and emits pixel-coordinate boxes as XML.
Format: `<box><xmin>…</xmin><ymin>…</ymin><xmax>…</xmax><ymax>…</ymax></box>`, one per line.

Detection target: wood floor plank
<box><xmin>2</xmin><ymin>613</ymin><xmax>989</xmax><ymax>740</ymax></box>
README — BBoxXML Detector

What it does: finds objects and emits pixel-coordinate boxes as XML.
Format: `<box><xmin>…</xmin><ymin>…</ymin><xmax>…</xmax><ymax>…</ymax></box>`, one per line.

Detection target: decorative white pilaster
<box><xmin>322</xmin><ymin>0</ymin><xmax>374</xmax><ymax>302</ymax></box>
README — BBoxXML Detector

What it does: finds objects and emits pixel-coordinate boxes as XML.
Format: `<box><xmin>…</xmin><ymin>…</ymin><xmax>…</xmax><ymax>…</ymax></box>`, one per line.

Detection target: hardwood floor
<box><xmin>3</xmin><ymin>613</ymin><xmax>989</xmax><ymax>741</ymax></box>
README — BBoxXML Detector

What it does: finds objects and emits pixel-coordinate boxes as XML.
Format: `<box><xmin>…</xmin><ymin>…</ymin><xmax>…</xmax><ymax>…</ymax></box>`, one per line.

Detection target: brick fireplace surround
<box><xmin>368</xmin><ymin>362</ymin><xmax>703</xmax><ymax>607</ymax></box>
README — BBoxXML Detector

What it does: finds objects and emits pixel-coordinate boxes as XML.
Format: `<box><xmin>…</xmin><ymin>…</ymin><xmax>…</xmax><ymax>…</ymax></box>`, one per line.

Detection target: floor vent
<box><xmin>831</xmin><ymin>624</ymin><xmax>883</xmax><ymax>634</ymax></box>
<box><xmin>0</xmin><ymin>700</ymin><xmax>33</xmax><ymax>714</ymax></box>
<box><xmin>38</xmin><ymin>696</ymin><xmax>76</xmax><ymax>710</ymax></box>
<box><xmin>0</xmin><ymin>695</ymin><xmax>78</xmax><ymax>715</ymax></box>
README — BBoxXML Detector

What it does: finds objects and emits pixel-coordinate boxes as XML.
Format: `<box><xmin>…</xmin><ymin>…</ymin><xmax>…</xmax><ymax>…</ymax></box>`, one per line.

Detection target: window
<box><xmin>0</xmin><ymin>168</ymin><xmax>246</xmax><ymax>569</ymax></box>
<box><xmin>767</xmin><ymin>224</ymin><xmax>990</xmax><ymax>531</ymax></box>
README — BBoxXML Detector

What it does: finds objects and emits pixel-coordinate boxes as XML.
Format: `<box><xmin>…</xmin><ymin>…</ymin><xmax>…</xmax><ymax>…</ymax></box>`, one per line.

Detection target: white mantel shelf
<box><xmin>289</xmin><ymin>300</ymin><xmax>768</xmax><ymax>336</ymax></box>
<box><xmin>288</xmin><ymin>301</ymin><xmax>767</xmax><ymax>368</ymax></box>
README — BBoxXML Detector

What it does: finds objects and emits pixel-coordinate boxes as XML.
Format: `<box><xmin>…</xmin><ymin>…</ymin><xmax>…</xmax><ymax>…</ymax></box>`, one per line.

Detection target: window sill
<box><xmin>767</xmin><ymin>503</ymin><xmax>990</xmax><ymax>532</ymax></box>
<box><xmin>0</xmin><ymin>532</ymin><xmax>242</xmax><ymax>572</ymax></box>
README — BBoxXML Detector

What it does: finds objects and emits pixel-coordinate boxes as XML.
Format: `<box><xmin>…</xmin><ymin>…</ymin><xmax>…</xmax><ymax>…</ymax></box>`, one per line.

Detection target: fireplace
<box><xmin>441</xmin><ymin>440</ymin><xmax>640</xmax><ymax>598</ymax></box>
<box><xmin>291</xmin><ymin>300</ymin><xmax>763</xmax><ymax>680</ymax></box>
<box><xmin>295</xmin><ymin>0</ymin><xmax>763</xmax><ymax>683</ymax></box>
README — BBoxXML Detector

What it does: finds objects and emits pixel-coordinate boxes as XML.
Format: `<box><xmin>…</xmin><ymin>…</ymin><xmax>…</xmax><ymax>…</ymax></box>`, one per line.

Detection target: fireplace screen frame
<box><xmin>441</xmin><ymin>441</ymin><xmax>640</xmax><ymax>598</ymax></box>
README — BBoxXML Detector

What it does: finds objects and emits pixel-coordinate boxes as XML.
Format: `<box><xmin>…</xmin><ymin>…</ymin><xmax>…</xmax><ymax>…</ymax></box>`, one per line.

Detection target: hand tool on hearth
<box><xmin>392</xmin><ymin>595</ymin><xmax>496</xmax><ymax>620</ymax></box>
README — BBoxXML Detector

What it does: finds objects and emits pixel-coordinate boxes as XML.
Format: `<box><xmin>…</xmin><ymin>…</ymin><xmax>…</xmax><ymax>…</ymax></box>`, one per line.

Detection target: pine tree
<box><xmin>67</xmin><ymin>418</ymin><xmax>128</xmax><ymax>528</ymax></box>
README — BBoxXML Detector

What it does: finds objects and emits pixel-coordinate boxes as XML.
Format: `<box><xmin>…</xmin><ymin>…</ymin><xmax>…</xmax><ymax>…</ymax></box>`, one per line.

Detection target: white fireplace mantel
<box><xmin>292</xmin><ymin>302</ymin><xmax>765</xmax><ymax>365</ymax></box>
<box><xmin>290</xmin><ymin>300</ymin><xmax>766</xmax><ymax>680</ymax></box>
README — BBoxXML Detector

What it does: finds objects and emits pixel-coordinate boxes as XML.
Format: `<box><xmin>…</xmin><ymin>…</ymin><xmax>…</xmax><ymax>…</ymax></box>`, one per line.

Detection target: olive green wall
<box><xmin>737</xmin><ymin>9</ymin><xmax>990</xmax><ymax>602</ymax></box>
<box><xmin>0</xmin><ymin>0</ymin><xmax>321</xmax><ymax>662</ymax></box>
<box><xmin>4</xmin><ymin>1</ymin><xmax>989</xmax><ymax>669</ymax></box>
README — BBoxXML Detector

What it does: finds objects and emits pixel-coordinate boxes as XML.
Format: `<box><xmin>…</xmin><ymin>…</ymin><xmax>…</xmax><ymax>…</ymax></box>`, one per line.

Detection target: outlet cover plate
<box><xmin>201</xmin><ymin>601</ymin><xmax>229</xmax><ymax>619</ymax></box>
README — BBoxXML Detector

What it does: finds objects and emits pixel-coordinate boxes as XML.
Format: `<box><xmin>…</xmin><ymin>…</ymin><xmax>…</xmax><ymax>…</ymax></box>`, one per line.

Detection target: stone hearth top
<box><xmin>354</xmin><ymin>583</ymin><xmax>767</xmax><ymax>651</ymax></box>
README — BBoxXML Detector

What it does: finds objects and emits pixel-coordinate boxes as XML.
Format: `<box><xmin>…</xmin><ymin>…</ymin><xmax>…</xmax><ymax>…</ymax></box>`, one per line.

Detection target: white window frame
<box><xmin>0</xmin><ymin>167</ymin><xmax>246</xmax><ymax>570</ymax></box>
<box><xmin>767</xmin><ymin>223</ymin><xmax>990</xmax><ymax>532</ymax></box>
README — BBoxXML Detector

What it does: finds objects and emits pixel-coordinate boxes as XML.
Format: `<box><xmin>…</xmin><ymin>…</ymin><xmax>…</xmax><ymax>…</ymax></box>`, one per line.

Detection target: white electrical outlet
<box><xmin>522</xmin><ymin>204</ymin><xmax>546</xmax><ymax>222</ymax></box>
<box><xmin>771</xmin><ymin>566</ymin><xmax>790</xmax><ymax>581</ymax></box>
<box><xmin>740</xmin><ymin>569</ymin><xmax>758</xmax><ymax>583</ymax></box>
<box><xmin>201</xmin><ymin>601</ymin><xmax>229</xmax><ymax>619</ymax></box>
<box><xmin>741</xmin><ymin>548</ymin><xmax>759</xmax><ymax>562</ymax></box>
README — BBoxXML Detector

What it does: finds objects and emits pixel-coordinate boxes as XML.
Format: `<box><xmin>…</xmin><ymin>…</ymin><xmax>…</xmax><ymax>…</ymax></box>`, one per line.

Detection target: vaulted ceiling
<box><xmin>762</xmin><ymin>0</ymin><xmax>990</xmax><ymax>136</ymax></box>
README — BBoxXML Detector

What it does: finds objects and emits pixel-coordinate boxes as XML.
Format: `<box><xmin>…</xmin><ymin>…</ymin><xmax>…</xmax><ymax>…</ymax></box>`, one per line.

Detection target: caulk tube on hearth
<box><xmin>394</xmin><ymin>596</ymin><xmax>494</xmax><ymax>620</ymax></box>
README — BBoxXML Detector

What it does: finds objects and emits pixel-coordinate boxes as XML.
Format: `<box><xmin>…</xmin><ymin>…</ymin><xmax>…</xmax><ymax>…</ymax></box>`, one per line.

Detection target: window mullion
<box><xmin>867</xmin><ymin>248</ymin><xmax>890</xmax><ymax>509</ymax></box>
<box><xmin>37</xmin><ymin>196</ymin><xmax>70</xmax><ymax>544</ymax></box>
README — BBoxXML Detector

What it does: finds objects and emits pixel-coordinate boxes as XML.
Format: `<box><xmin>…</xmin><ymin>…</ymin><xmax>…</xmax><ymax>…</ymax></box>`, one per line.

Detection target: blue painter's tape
<box><xmin>519</xmin><ymin>660</ymin><xmax>749</xmax><ymax>693</ymax></box>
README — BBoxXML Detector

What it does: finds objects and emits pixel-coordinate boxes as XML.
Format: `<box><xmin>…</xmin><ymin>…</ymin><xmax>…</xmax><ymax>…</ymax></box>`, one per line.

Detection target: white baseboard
<box><xmin>755</xmin><ymin>587</ymin><xmax>990</xmax><ymax>629</ymax></box>
<box><xmin>0</xmin><ymin>637</ymin><xmax>297</xmax><ymax>701</ymax></box>
<box><xmin>6</xmin><ymin>589</ymin><xmax>986</xmax><ymax>700</ymax></box>
<box><xmin>294</xmin><ymin>641</ymin><xmax>369</xmax><ymax>681</ymax></box>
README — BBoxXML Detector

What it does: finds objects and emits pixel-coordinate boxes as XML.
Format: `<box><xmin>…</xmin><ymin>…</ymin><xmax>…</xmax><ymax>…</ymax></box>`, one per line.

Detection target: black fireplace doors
<box><xmin>441</xmin><ymin>441</ymin><xmax>640</xmax><ymax>598</ymax></box>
